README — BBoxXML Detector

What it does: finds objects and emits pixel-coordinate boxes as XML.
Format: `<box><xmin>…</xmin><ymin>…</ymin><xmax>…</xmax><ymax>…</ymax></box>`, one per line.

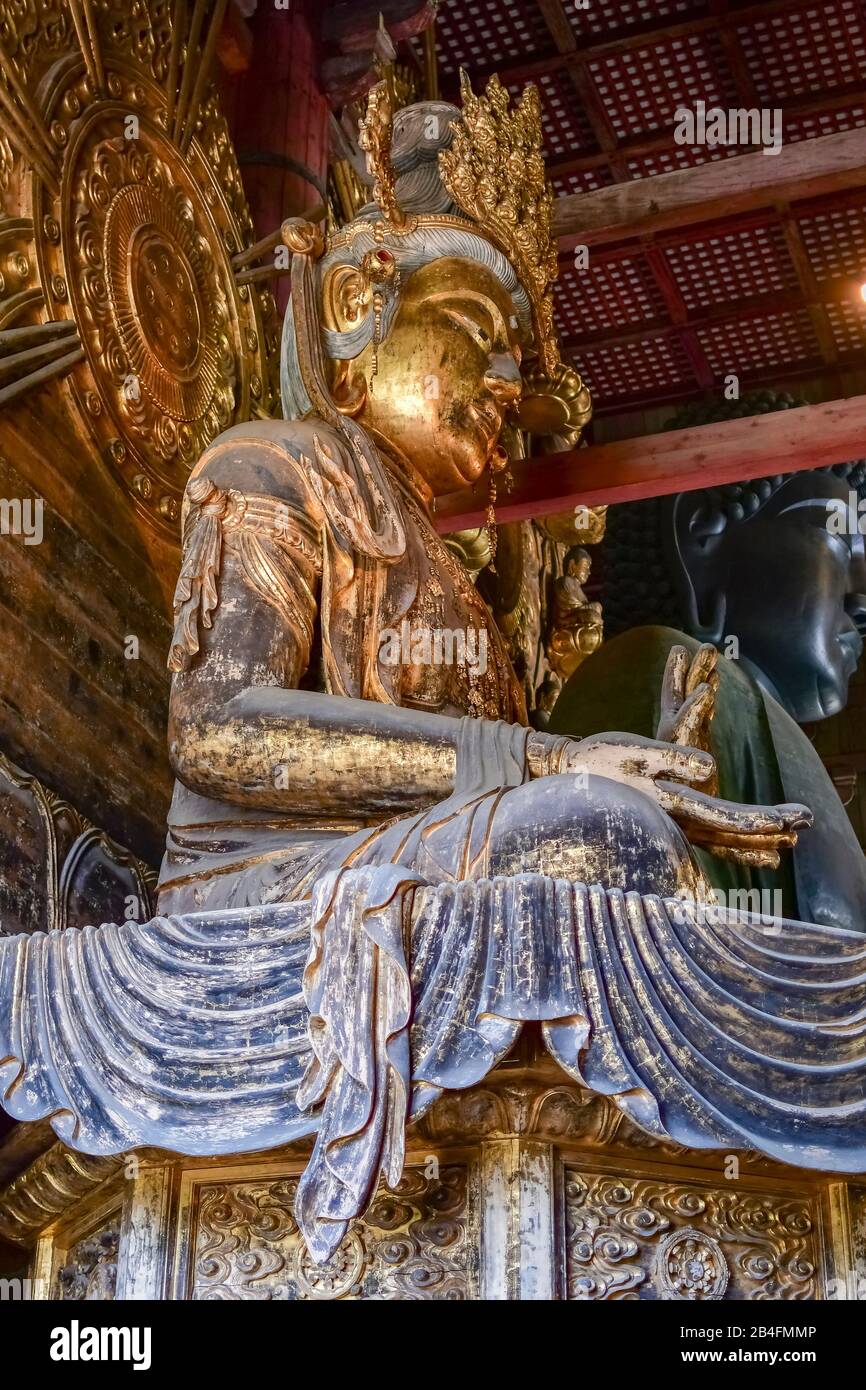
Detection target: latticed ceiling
<box><xmin>428</xmin><ymin>0</ymin><xmax>866</xmax><ymax>422</ymax></box>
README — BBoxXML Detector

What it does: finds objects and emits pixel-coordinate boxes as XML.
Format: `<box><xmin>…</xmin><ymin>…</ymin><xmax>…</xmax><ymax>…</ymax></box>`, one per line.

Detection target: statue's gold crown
<box><xmin>356</xmin><ymin>72</ymin><xmax>561</xmax><ymax>377</ymax></box>
<box><xmin>439</xmin><ymin>71</ymin><xmax>560</xmax><ymax>377</ymax></box>
<box><xmin>357</xmin><ymin>82</ymin><xmax>409</xmax><ymax>232</ymax></box>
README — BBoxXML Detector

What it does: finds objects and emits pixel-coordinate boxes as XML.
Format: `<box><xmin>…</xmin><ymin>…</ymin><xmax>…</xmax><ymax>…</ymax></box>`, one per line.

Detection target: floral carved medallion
<box><xmin>565</xmin><ymin>1170</ymin><xmax>818</xmax><ymax>1301</ymax></box>
<box><xmin>656</xmin><ymin>1227</ymin><xmax>729</xmax><ymax>1301</ymax></box>
<box><xmin>189</xmin><ymin>1167</ymin><xmax>472</xmax><ymax>1300</ymax></box>
<box><xmin>0</xmin><ymin>0</ymin><xmax>279</xmax><ymax>534</ymax></box>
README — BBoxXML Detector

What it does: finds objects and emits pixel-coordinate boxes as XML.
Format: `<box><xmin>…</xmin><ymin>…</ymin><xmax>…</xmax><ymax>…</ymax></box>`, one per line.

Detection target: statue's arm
<box><xmin>166</xmin><ymin>428</ymin><xmax>559</xmax><ymax>816</ymax></box>
<box><xmin>169</xmin><ymin>541</ymin><xmax>811</xmax><ymax>863</ymax></box>
<box><xmin>172</xmin><ymin>661</ymin><xmax>571</xmax><ymax>817</ymax></box>
<box><xmin>172</xmin><ymin>684</ymin><xmax>468</xmax><ymax>815</ymax></box>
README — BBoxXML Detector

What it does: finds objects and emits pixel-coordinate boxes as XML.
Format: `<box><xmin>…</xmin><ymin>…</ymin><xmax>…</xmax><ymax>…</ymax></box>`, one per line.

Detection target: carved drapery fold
<box><xmin>2</xmin><ymin>876</ymin><xmax>866</xmax><ymax>1262</ymax></box>
<box><xmin>168</xmin><ymin>475</ymin><xmax>323</xmax><ymax>673</ymax></box>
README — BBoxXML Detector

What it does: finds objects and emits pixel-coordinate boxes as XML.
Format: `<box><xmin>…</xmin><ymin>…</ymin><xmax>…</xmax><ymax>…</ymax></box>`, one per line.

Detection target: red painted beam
<box><xmin>433</xmin><ymin>394</ymin><xmax>866</xmax><ymax>532</ymax></box>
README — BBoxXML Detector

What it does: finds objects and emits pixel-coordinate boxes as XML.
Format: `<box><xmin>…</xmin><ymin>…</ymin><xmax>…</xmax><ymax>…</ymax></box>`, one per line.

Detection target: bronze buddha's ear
<box><xmin>667</xmin><ymin>493</ymin><xmax>728</xmax><ymax>644</ymax></box>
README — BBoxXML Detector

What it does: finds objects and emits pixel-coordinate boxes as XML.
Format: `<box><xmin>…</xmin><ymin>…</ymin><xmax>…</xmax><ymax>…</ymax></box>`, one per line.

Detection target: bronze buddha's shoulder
<box><xmin>187</xmin><ymin>417</ymin><xmax>348</xmax><ymax>508</ymax></box>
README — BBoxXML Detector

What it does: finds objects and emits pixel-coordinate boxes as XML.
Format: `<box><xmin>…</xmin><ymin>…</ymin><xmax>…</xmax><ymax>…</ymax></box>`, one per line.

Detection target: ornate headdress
<box><xmin>284</xmin><ymin>74</ymin><xmax>590</xmax><ymax>443</ymax></box>
<box><xmin>438</xmin><ymin>72</ymin><xmax>559</xmax><ymax>377</ymax></box>
<box><xmin>352</xmin><ymin>72</ymin><xmax>568</xmax><ymax>387</ymax></box>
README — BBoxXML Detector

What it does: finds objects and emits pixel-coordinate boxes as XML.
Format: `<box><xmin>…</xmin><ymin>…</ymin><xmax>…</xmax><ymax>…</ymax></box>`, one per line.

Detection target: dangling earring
<box><xmin>360</xmin><ymin>247</ymin><xmax>399</xmax><ymax>399</ymax></box>
<box><xmin>370</xmin><ymin>290</ymin><xmax>384</xmax><ymax>397</ymax></box>
<box><xmin>486</xmin><ymin>446</ymin><xmax>508</xmax><ymax>573</ymax></box>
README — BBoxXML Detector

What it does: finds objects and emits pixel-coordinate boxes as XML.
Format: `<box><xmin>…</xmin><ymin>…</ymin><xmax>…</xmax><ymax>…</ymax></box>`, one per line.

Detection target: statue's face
<box><xmin>675</xmin><ymin>474</ymin><xmax>866</xmax><ymax>722</ymax></box>
<box><xmin>342</xmin><ymin>257</ymin><xmax>524</xmax><ymax>495</ymax></box>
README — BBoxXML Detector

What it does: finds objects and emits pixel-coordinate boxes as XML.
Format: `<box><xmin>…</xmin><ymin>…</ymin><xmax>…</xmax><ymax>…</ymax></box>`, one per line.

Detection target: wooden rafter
<box><xmin>554</xmin><ymin>127</ymin><xmax>866</xmax><ymax>248</ymax></box>
<box><xmin>546</xmin><ymin>80</ymin><xmax>866</xmax><ymax>184</ymax></box>
<box><xmin>641</xmin><ymin>244</ymin><xmax>716</xmax><ymax>390</ymax></box>
<box><xmin>712</xmin><ymin>0</ymin><xmax>761</xmax><ymax>108</ymax></box>
<box><xmin>536</xmin><ymin>0</ymin><xmax>721</xmax><ymax>403</ymax></box>
<box><xmin>0</xmin><ymin>43</ymin><xmax>59</xmax><ymax>193</ymax></box>
<box><xmin>430</xmin><ymin>2</ymin><xmax>866</xmax><ymax>416</ymax></box>
<box><xmin>0</xmin><ymin>46</ymin><xmax>55</xmax><ymax>165</ymax></box>
<box><xmin>0</xmin><ymin>321</ymin><xmax>83</xmax><ymax>409</ymax></box>
<box><xmin>165</xmin><ymin>0</ymin><xmax>188</xmax><ymax>131</ymax></box>
<box><xmin>435</xmin><ymin>394</ymin><xmax>866</xmax><ymax>531</ymax></box>
<box><xmin>178</xmin><ymin>0</ymin><xmax>230</xmax><ymax>153</ymax></box>
<box><xmin>587</xmin><ymin>355</ymin><xmax>866</xmax><ymax>419</ymax></box>
<box><xmin>172</xmin><ymin>0</ymin><xmax>205</xmax><ymax>144</ymax></box>
<box><xmin>535</xmin><ymin>0</ymin><xmax>627</xmax><ymax>181</ymax></box>
<box><xmin>559</xmin><ymin>279</ymin><xmax>863</xmax><ymax>356</ymax></box>
<box><xmin>779</xmin><ymin>207</ymin><xmax>839</xmax><ymax>370</ymax></box>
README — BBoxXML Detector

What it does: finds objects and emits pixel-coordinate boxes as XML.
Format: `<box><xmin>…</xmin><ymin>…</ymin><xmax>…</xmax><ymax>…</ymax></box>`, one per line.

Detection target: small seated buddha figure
<box><xmin>157</xmin><ymin>80</ymin><xmax>807</xmax><ymax>922</ymax></box>
<box><xmin>547</xmin><ymin>545</ymin><xmax>605</xmax><ymax>681</ymax></box>
<box><xmin>550</xmin><ymin>393</ymin><xmax>866</xmax><ymax>930</ymax></box>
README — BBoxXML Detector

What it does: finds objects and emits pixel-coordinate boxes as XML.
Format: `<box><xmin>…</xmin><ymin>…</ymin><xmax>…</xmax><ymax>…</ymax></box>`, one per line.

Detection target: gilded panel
<box><xmin>564</xmin><ymin>1167</ymin><xmax>819</xmax><ymax>1301</ymax></box>
<box><xmin>188</xmin><ymin>1165</ymin><xmax>473</xmax><ymax>1301</ymax></box>
<box><xmin>54</xmin><ymin>1216</ymin><xmax>120</xmax><ymax>1301</ymax></box>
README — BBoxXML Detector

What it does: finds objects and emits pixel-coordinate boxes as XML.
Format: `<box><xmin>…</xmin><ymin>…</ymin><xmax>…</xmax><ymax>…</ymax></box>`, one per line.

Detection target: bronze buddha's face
<box><xmin>672</xmin><ymin>473</ymin><xmax>866</xmax><ymax>722</ymax></box>
<box><xmin>327</xmin><ymin>256</ymin><xmax>524</xmax><ymax>497</ymax></box>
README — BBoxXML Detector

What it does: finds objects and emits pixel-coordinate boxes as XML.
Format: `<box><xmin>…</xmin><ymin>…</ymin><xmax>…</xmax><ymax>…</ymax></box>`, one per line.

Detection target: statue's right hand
<box><xmin>558</xmin><ymin>731</ymin><xmax>811</xmax><ymax>871</ymax></box>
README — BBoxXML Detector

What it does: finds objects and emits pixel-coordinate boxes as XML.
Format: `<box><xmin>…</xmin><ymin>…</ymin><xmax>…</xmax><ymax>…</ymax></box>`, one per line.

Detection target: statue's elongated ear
<box><xmin>320</xmin><ymin>263</ymin><xmax>371</xmax><ymax>415</ymax></box>
<box><xmin>321</xmin><ymin>263</ymin><xmax>372</xmax><ymax>335</ymax></box>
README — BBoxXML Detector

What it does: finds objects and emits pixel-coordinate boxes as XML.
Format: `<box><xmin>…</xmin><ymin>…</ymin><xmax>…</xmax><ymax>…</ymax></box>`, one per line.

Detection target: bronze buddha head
<box><xmin>604</xmin><ymin>395</ymin><xmax>866</xmax><ymax>723</ymax></box>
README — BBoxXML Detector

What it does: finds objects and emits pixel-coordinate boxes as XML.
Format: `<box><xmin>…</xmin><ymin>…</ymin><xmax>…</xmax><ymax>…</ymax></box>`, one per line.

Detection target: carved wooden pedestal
<box><xmin>3</xmin><ymin>1059</ymin><xmax>865</xmax><ymax>1302</ymax></box>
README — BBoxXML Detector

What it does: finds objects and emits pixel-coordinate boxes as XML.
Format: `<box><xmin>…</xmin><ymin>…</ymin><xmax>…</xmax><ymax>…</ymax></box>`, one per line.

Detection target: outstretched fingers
<box><xmin>685</xmin><ymin>644</ymin><xmax>719</xmax><ymax>696</ymax></box>
<box><xmin>657</xmin><ymin>645</ymin><xmax>689</xmax><ymax>739</ymax></box>
<box><xmin>655</xmin><ymin>781</ymin><xmax>812</xmax><ymax>858</ymax></box>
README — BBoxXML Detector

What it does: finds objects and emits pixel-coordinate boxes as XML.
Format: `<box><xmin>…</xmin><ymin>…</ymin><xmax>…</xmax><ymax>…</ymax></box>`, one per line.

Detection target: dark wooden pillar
<box><xmin>227</xmin><ymin>0</ymin><xmax>329</xmax><ymax>305</ymax></box>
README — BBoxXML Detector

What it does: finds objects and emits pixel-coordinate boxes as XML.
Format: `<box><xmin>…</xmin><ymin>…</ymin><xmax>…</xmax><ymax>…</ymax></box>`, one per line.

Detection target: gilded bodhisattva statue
<box><xmin>10</xmin><ymin>78</ymin><xmax>866</xmax><ymax>1271</ymax></box>
<box><xmin>158</xmin><ymin>78</ymin><xmax>809</xmax><ymax>917</ymax></box>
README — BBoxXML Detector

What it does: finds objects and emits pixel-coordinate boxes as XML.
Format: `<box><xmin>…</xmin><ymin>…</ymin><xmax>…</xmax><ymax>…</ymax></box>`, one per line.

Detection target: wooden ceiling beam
<box><xmin>641</xmin><ymin>243</ymin><xmax>716</xmax><ymax>389</ymax></box>
<box><xmin>554</xmin><ymin>126</ymin><xmax>866</xmax><ymax>248</ymax></box>
<box><xmin>556</xmin><ymin>185</ymin><xmax>866</xmax><ymax>270</ymax></box>
<box><xmin>537</xmin><ymin>0</ymin><xmax>708</xmax><ymax>409</ymax></box>
<box><xmin>711</xmin><ymin>0</ymin><xmax>761</xmax><ymax>105</ymax></box>
<box><xmin>535</xmin><ymin>0</ymin><xmax>628</xmax><ymax>179</ymax></box>
<box><xmin>779</xmin><ymin>203</ymin><xmax>840</xmax><ymax>368</ymax></box>
<box><xmin>586</xmin><ymin>353</ymin><xmax>863</xmax><ymax>417</ymax></box>
<box><xmin>434</xmin><ymin>393</ymin><xmax>866</xmax><ymax>530</ymax></box>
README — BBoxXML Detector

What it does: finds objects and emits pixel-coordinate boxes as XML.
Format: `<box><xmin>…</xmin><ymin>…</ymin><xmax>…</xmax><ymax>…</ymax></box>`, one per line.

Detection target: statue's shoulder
<box><xmin>187</xmin><ymin>417</ymin><xmax>346</xmax><ymax>507</ymax></box>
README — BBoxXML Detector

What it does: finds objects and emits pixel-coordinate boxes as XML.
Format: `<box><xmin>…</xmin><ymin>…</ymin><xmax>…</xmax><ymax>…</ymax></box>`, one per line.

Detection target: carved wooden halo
<box><xmin>0</xmin><ymin>0</ymin><xmax>279</xmax><ymax>535</ymax></box>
